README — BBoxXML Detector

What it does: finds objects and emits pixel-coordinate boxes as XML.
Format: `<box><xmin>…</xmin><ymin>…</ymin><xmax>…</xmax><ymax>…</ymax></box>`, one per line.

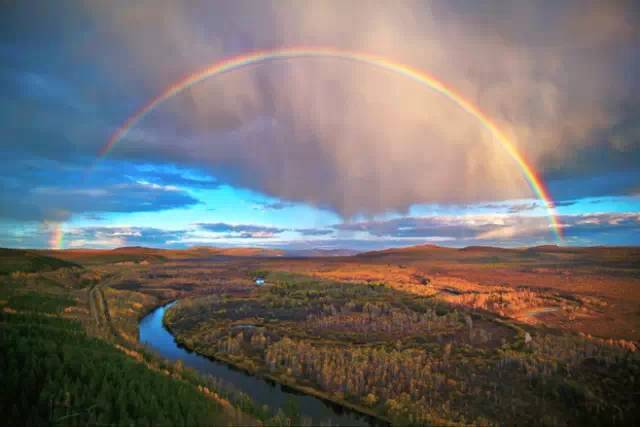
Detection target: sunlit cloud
<box><xmin>0</xmin><ymin>1</ymin><xmax>638</xmax><ymax>249</ymax></box>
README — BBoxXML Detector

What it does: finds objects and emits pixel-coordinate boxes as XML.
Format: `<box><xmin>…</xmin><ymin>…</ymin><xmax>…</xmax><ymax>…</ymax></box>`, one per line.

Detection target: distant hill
<box><xmin>39</xmin><ymin>246</ymin><xmax>286</xmax><ymax>265</ymax></box>
<box><xmin>40</xmin><ymin>247</ymin><xmax>168</xmax><ymax>266</ymax></box>
<box><xmin>357</xmin><ymin>244</ymin><xmax>455</xmax><ymax>258</ymax></box>
<box><xmin>459</xmin><ymin>245</ymin><xmax>516</xmax><ymax>253</ymax></box>
<box><xmin>284</xmin><ymin>249</ymin><xmax>360</xmax><ymax>257</ymax></box>
<box><xmin>356</xmin><ymin>243</ymin><xmax>640</xmax><ymax>269</ymax></box>
<box><xmin>29</xmin><ymin>243</ymin><xmax>640</xmax><ymax>267</ymax></box>
<box><xmin>0</xmin><ymin>248</ymin><xmax>80</xmax><ymax>275</ymax></box>
<box><xmin>158</xmin><ymin>246</ymin><xmax>286</xmax><ymax>259</ymax></box>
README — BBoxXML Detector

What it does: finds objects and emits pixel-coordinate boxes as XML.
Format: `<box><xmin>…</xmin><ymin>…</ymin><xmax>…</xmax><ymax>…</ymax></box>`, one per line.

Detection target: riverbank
<box><xmin>159</xmin><ymin>273</ymin><xmax>476</xmax><ymax>426</ymax></box>
<box><xmin>162</xmin><ymin>313</ymin><xmax>391</xmax><ymax>425</ymax></box>
<box><xmin>161</xmin><ymin>304</ymin><xmax>391</xmax><ymax>426</ymax></box>
<box><xmin>140</xmin><ymin>302</ymin><xmax>385</xmax><ymax>426</ymax></box>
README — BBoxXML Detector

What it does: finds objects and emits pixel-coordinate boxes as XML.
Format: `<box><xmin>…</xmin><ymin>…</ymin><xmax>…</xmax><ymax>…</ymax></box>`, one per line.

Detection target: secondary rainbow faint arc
<box><xmin>99</xmin><ymin>47</ymin><xmax>563</xmax><ymax>241</ymax></box>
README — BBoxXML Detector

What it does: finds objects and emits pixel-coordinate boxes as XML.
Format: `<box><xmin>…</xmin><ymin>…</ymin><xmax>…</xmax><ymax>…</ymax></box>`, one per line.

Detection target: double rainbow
<box><xmin>99</xmin><ymin>47</ymin><xmax>563</xmax><ymax>241</ymax></box>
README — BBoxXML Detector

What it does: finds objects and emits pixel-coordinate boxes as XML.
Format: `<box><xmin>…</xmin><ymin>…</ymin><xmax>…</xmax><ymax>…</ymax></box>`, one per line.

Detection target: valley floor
<box><xmin>1</xmin><ymin>245</ymin><xmax>639</xmax><ymax>426</ymax></box>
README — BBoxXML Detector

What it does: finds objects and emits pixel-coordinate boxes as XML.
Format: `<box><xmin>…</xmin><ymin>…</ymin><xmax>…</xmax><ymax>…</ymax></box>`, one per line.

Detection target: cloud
<box><xmin>130</xmin><ymin>167</ymin><xmax>219</xmax><ymax>189</ymax></box>
<box><xmin>251</xmin><ymin>200</ymin><xmax>294</xmax><ymax>211</ymax></box>
<box><xmin>3</xmin><ymin>212</ymin><xmax>637</xmax><ymax>250</ymax></box>
<box><xmin>506</xmin><ymin>203</ymin><xmax>539</xmax><ymax>213</ymax></box>
<box><xmin>0</xmin><ymin>0</ymin><xmax>638</xmax><ymax>227</ymax></box>
<box><xmin>335</xmin><ymin>215</ymin><xmax>512</xmax><ymax>240</ymax></box>
<box><xmin>562</xmin><ymin>213</ymin><xmax>640</xmax><ymax>240</ymax></box>
<box><xmin>0</xmin><ymin>153</ymin><xmax>210</xmax><ymax>223</ymax></box>
<box><xmin>551</xmin><ymin>200</ymin><xmax>578</xmax><ymax>208</ymax></box>
<box><xmin>0</xmin><ymin>224</ymin><xmax>189</xmax><ymax>249</ymax></box>
<box><xmin>64</xmin><ymin>226</ymin><xmax>187</xmax><ymax>248</ymax></box>
<box><xmin>196</xmin><ymin>222</ymin><xmax>286</xmax><ymax>239</ymax></box>
<box><xmin>295</xmin><ymin>228</ymin><xmax>334</xmax><ymax>236</ymax></box>
<box><xmin>333</xmin><ymin>212</ymin><xmax>640</xmax><ymax>245</ymax></box>
<box><xmin>197</xmin><ymin>222</ymin><xmax>285</xmax><ymax>234</ymax></box>
<box><xmin>0</xmin><ymin>178</ymin><xmax>199</xmax><ymax>222</ymax></box>
<box><xmin>76</xmin><ymin>0</ymin><xmax>639</xmax><ymax>216</ymax></box>
<box><xmin>232</xmin><ymin>232</ymin><xmax>278</xmax><ymax>239</ymax></box>
<box><xmin>478</xmin><ymin>202</ymin><xmax>540</xmax><ymax>213</ymax></box>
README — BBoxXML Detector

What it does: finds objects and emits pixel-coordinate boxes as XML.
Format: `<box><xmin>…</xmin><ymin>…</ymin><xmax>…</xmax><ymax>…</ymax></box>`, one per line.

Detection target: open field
<box><xmin>2</xmin><ymin>245</ymin><xmax>639</xmax><ymax>426</ymax></box>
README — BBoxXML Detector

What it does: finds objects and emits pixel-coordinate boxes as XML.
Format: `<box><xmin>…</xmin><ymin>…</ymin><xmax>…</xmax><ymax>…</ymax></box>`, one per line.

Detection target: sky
<box><xmin>1</xmin><ymin>0</ymin><xmax>639</xmax><ymax>250</ymax></box>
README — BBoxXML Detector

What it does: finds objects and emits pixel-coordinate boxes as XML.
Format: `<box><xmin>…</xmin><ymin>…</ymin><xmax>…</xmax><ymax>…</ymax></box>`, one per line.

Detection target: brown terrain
<box><xmin>44</xmin><ymin>244</ymin><xmax>640</xmax><ymax>342</ymax></box>
<box><xmin>261</xmin><ymin>245</ymin><xmax>640</xmax><ymax>342</ymax></box>
<box><xmin>7</xmin><ymin>243</ymin><xmax>636</xmax><ymax>425</ymax></box>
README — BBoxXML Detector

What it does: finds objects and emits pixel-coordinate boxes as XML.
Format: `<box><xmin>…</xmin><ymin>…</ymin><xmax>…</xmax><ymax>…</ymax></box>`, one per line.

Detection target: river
<box><xmin>139</xmin><ymin>302</ymin><xmax>387</xmax><ymax>427</ymax></box>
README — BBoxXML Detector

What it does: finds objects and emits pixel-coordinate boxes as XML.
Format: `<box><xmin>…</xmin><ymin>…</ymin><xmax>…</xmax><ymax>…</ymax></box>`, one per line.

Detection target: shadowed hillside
<box><xmin>0</xmin><ymin>248</ymin><xmax>80</xmax><ymax>275</ymax></box>
<box><xmin>41</xmin><ymin>246</ymin><xmax>286</xmax><ymax>266</ymax></box>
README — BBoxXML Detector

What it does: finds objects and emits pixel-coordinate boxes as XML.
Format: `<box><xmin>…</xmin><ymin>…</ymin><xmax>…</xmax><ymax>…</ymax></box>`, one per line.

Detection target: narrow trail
<box><xmin>85</xmin><ymin>276</ymin><xmax>260</xmax><ymax>426</ymax></box>
<box><xmin>87</xmin><ymin>275</ymin><xmax>121</xmax><ymax>339</ymax></box>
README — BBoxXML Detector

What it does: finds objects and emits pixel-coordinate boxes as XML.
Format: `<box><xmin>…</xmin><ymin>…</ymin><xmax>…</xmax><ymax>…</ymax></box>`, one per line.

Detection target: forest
<box><xmin>166</xmin><ymin>272</ymin><xmax>640</xmax><ymax>426</ymax></box>
<box><xmin>0</xmin><ymin>272</ymin><xmax>228</xmax><ymax>426</ymax></box>
<box><xmin>0</xmin><ymin>250</ymin><xmax>328</xmax><ymax>427</ymax></box>
<box><xmin>2</xmin><ymin>247</ymin><xmax>640</xmax><ymax>426</ymax></box>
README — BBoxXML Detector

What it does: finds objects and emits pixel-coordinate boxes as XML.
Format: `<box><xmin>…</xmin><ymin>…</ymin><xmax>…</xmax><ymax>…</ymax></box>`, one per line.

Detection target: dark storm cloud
<box><xmin>0</xmin><ymin>0</ymin><xmax>638</xmax><ymax>227</ymax></box>
<box><xmin>99</xmin><ymin>0</ymin><xmax>638</xmax><ymax>214</ymax></box>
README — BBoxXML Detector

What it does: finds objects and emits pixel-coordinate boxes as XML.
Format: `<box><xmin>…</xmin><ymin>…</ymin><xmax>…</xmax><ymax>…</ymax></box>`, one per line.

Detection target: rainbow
<box><xmin>99</xmin><ymin>47</ymin><xmax>563</xmax><ymax>241</ymax></box>
<box><xmin>48</xmin><ymin>223</ymin><xmax>64</xmax><ymax>250</ymax></box>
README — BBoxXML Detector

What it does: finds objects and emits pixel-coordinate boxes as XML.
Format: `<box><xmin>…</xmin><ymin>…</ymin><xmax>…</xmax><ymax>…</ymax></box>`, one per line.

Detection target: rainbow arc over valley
<box><xmin>98</xmin><ymin>47</ymin><xmax>563</xmax><ymax>241</ymax></box>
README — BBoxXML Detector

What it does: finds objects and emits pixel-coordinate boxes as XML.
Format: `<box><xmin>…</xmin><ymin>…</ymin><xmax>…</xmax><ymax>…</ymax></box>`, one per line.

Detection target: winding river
<box><xmin>139</xmin><ymin>302</ymin><xmax>387</xmax><ymax>427</ymax></box>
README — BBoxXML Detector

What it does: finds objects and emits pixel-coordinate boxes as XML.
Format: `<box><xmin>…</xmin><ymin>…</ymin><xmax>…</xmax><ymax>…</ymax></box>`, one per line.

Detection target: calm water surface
<box><xmin>139</xmin><ymin>302</ymin><xmax>387</xmax><ymax>427</ymax></box>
